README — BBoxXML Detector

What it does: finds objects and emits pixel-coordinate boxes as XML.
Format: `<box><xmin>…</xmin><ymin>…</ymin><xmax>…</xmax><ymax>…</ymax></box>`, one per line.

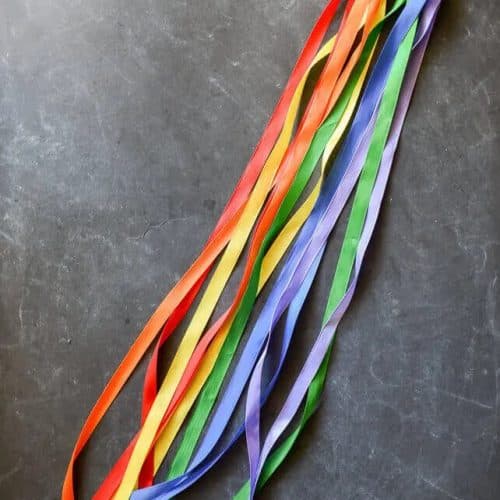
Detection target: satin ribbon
<box><xmin>65</xmin><ymin>0</ymin><xmax>440</xmax><ymax>498</ymax></box>
<box><xmin>245</xmin><ymin>21</ymin><xmax>419</xmax><ymax>498</ymax></box>
<box><xmin>168</xmin><ymin>0</ymin><xmax>395</xmax><ymax>484</ymax></box>
<box><xmin>166</xmin><ymin>0</ymin><xmax>390</xmax><ymax>481</ymax></box>
<box><xmin>93</xmin><ymin>29</ymin><xmax>343</xmax><ymax>500</ymax></box>
<box><xmin>152</xmin><ymin>0</ymin><xmax>382</xmax><ymax>477</ymax></box>
<box><xmin>130</xmin><ymin>0</ymin><xmax>442</xmax><ymax>496</ymax></box>
<box><xmin>63</xmin><ymin>1</ymin><xmax>347</xmax><ymax>498</ymax></box>
<box><xmin>243</xmin><ymin>2</ymin><xmax>440</xmax><ymax>497</ymax></box>
<box><xmin>95</xmin><ymin>2</ymin><xmax>365</xmax><ymax>497</ymax></box>
<box><xmin>150</xmin><ymin>33</ymin><xmax>353</xmax><ymax>479</ymax></box>
<box><xmin>125</xmin><ymin>1</ymin><xmax>422</xmax><ymax>498</ymax></box>
<box><xmin>165</xmin><ymin>59</ymin><xmax>370</xmax><ymax>483</ymax></box>
<box><xmin>133</xmin><ymin>32</ymin><xmax>336</xmax><ymax>490</ymax></box>
<box><xmin>112</xmin><ymin>1</ymin><xmax>378</xmax><ymax>497</ymax></box>
<box><xmin>149</xmin><ymin>0</ymin><xmax>381</xmax><ymax>485</ymax></box>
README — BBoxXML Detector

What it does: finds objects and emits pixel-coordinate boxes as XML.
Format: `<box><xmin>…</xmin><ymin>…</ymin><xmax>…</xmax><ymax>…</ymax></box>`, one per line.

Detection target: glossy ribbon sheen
<box><xmin>113</xmin><ymin>1</ymin><xmax>378</xmax><ymax>497</ymax></box>
<box><xmin>129</xmin><ymin>0</ymin><xmax>439</xmax><ymax>498</ymax></box>
<box><xmin>244</xmin><ymin>1</ymin><xmax>440</xmax><ymax>496</ymax></box>
<box><xmin>129</xmin><ymin>1</ymin><xmax>418</xmax><ymax>498</ymax></box>
<box><xmin>63</xmin><ymin>1</ymin><xmax>348</xmax><ymax>498</ymax></box>
<box><xmin>245</xmin><ymin>20</ymin><xmax>418</xmax><ymax>497</ymax></box>
<box><xmin>158</xmin><ymin>0</ymin><xmax>384</xmax><ymax>480</ymax></box>
<box><xmin>166</xmin><ymin>0</ymin><xmax>388</xmax><ymax>482</ymax></box>
<box><xmin>93</xmin><ymin>29</ymin><xmax>343</xmax><ymax>500</ymax></box>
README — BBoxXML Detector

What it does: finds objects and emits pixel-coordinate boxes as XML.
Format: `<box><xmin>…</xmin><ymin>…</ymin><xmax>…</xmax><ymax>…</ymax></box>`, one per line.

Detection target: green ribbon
<box><xmin>167</xmin><ymin>0</ymin><xmax>408</xmax><ymax>481</ymax></box>
<box><xmin>234</xmin><ymin>19</ymin><xmax>417</xmax><ymax>499</ymax></box>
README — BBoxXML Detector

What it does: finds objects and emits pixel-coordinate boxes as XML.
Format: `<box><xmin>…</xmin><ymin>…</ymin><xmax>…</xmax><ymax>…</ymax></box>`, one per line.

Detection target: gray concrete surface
<box><xmin>1</xmin><ymin>1</ymin><xmax>499</xmax><ymax>499</ymax></box>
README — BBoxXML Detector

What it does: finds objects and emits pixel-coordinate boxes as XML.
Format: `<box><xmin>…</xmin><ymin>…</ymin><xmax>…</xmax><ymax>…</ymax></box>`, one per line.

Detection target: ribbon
<box><xmin>112</xmin><ymin>1</ymin><xmax>379</xmax><ymax>497</ymax></box>
<box><xmin>150</xmin><ymin>0</ymin><xmax>382</xmax><ymax>485</ymax></box>
<box><xmin>167</xmin><ymin>0</ymin><xmax>391</xmax><ymax>481</ymax></box>
<box><xmin>245</xmin><ymin>20</ymin><xmax>418</xmax><ymax>498</ymax></box>
<box><xmin>93</xmin><ymin>28</ymin><xmax>344</xmax><ymax>500</ymax></box>
<box><xmin>244</xmin><ymin>1</ymin><xmax>441</xmax><ymax>496</ymax></box>
<box><xmin>154</xmin><ymin>0</ymin><xmax>383</xmax><ymax>479</ymax></box>
<box><xmin>63</xmin><ymin>1</ymin><xmax>348</xmax><ymax>498</ymax></box>
<box><xmin>128</xmin><ymin>0</ymin><xmax>440</xmax><ymax>498</ymax></box>
<box><xmin>64</xmin><ymin>0</ymin><xmax>441</xmax><ymax>498</ymax></box>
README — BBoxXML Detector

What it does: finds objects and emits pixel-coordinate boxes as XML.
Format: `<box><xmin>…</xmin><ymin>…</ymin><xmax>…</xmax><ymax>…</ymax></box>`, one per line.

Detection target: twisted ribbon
<box><xmin>63</xmin><ymin>1</ymin><xmax>441</xmax><ymax>498</ymax></box>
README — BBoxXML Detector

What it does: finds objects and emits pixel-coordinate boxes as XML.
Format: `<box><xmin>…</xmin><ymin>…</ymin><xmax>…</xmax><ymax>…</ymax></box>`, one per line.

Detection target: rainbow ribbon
<box><xmin>63</xmin><ymin>0</ymin><xmax>441</xmax><ymax>498</ymax></box>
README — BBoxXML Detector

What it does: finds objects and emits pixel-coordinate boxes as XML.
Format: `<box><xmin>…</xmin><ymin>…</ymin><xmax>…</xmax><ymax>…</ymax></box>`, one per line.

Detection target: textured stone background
<box><xmin>1</xmin><ymin>1</ymin><xmax>499</xmax><ymax>499</ymax></box>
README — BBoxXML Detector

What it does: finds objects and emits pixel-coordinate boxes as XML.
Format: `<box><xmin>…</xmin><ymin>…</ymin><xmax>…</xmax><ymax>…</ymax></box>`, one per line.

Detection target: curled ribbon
<box><xmin>63</xmin><ymin>0</ymin><xmax>441</xmax><ymax>498</ymax></box>
<box><xmin>63</xmin><ymin>1</ymin><xmax>346</xmax><ymax>498</ymax></box>
<box><xmin>112</xmin><ymin>1</ymin><xmax>379</xmax><ymax>497</ymax></box>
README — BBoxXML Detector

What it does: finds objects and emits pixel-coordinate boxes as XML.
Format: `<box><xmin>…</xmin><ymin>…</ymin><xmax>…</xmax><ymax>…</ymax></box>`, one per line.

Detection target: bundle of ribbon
<box><xmin>63</xmin><ymin>0</ymin><xmax>441</xmax><ymax>498</ymax></box>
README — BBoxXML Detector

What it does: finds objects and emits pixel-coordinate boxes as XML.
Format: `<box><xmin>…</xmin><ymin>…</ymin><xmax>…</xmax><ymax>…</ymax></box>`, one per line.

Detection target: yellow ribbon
<box><xmin>112</xmin><ymin>33</ymin><xmax>337</xmax><ymax>500</ymax></box>
<box><xmin>152</xmin><ymin>35</ymin><xmax>374</xmax><ymax>475</ymax></box>
<box><xmin>115</xmin><ymin>4</ymin><xmax>378</xmax><ymax>489</ymax></box>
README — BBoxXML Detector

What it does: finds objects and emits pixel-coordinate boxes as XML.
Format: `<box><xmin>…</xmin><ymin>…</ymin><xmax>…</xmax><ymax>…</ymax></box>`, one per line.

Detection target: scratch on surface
<box><xmin>471</xmin><ymin>76</ymin><xmax>494</xmax><ymax>105</ymax></box>
<box><xmin>369</xmin><ymin>362</ymin><xmax>386</xmax><ymax>386</ymax></box>
<box><xmin>208</xmin><ymin>76</ymin><xmax>239</xmax><ymax>106</ymax></box>
<box><xmin>420</xmin><ymin>477</ymin><xmax>464</xmax><ymax>500</ymax></box>
<box><xmin>18</xmin><ymin>296</ymin><xmax>24</xmax><ymax>333</ymax></box>
<box><xmin>0</xmin><ymin>460</ymin><xmax>22</xmax><ymax>485</ymax></box>
<box><xmin>132</xmin><ymin>215</ymin><xmax>196</xmax><ymax>240</ymax></box>
<box><xmin>369</xmin><ymin>359</ymin><xmax>401</xmax><ymax>388</ymax></box>
<box><xmin>93</xmin><ymin>98</ymin><xmax>110</xmax><ymax>153</ymax></box>
<box><xmin>368</xmin><ymin>348</ymin><xmax>402</xmax><ymax>388</ymax></box>
<box><xmin>101</xmin><ymin>52</ymin><xmax>136</xmax><ymax>86</ymax></box>
<box><xmin>281</xmin><ymin>0</ymin><xmax>297</xmax><ymax>9</ymax></box>
<box><xmin>12</xmin><ymin>392</ymin><xmax>82</xmax><ymax>407</ymax></box>
<box><xmin>368</xmin><ymin>360</ymin><xmax>494</xmax><ymax>410</ymax></box>
<box><xmin>486</xmin><ymin>274</ymin><xmax>498</xmax><ymax>336</ymax></box>
<box><xmin>0</xmin><ymin>229</ymin><xmax>15</xmax><ymax>245</ymax></box>
<box><xmin>432</xmin><ymin>386</ymin><xmax>493</xmax><ymax>410</ymax></box>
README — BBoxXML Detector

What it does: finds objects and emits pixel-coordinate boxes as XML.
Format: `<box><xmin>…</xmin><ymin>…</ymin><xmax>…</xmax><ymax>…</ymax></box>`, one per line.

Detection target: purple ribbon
<box><xmin>249</xmin><ymin>2</ymin><xmax>441</xmax><ymax>495</ymax></box>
